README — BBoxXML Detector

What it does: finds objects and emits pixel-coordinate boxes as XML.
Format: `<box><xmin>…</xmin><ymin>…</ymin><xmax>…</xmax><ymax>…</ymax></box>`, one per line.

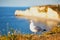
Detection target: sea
<box><xmin>0</xmin><ymin>7</ymin><xmax>33</xmax><ymax>35</ymax></box>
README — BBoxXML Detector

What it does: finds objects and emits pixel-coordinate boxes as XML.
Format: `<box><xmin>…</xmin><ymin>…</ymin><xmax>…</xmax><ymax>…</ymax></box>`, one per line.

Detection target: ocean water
<box><xmin>0</xmin><ymin>7</ymin><xmax>33</xmax><ymax>35</ymax></box>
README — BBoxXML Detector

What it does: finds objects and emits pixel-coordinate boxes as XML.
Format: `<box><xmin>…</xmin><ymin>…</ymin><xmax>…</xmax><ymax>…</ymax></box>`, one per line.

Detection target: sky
<box><xmin>0</xmin><ymin>0</ymin><xmax>60</xmax><ymax>7</ymax></box>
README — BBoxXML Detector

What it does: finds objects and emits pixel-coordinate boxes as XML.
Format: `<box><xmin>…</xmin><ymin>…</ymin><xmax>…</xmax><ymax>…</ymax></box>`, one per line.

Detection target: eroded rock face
<box><xmin>15</xmin><ymin>5</ymin><xmax>60</xmax><ymax>32</ymax></box>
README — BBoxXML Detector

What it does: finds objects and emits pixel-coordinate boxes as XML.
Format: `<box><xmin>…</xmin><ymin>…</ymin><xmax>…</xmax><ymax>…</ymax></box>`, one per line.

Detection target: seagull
<box><xmin>30</xmin><ymin>20</ymin><xmax>47</xmax><ymax>34</ymax></box>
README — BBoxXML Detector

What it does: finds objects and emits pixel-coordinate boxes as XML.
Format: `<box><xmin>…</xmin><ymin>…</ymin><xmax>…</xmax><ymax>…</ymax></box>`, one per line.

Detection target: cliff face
<box><xmin>15</xmin><ymin>5</ymin><xmax>60</xmax><ymax>33</ymax></box>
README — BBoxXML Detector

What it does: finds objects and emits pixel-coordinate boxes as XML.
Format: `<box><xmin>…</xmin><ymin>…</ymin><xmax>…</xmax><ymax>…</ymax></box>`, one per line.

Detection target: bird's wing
<box><xmin>34</xmin><ymin>26</ymin><xmax>42</xmax><ymax>32</ymax></box>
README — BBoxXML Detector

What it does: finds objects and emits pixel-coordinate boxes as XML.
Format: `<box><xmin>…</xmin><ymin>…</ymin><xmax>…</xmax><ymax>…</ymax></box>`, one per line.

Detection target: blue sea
<box><xmin>0</xmin><ymin>7</ymin><xmax>33</xmax><ymax>35</ymax></box>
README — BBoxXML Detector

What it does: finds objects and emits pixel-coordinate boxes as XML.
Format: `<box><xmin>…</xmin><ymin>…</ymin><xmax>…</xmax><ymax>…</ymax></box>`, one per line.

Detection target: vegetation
<box><xmin>0</xmin><ymin>25</ymin><xmax>60</xmax><ymax>40</ymax></box>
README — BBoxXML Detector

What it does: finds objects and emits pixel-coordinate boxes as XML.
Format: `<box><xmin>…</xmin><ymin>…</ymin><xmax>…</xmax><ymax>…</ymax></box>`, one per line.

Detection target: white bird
<box><xmin>30</xmin><ymin>20</ymin><xmax>38</xmax><ymax>34</ymax></box>
<box><xmin>30</xmin><ymin>20</ymin><xmax>47</xmax><ymax>34</ymax></box>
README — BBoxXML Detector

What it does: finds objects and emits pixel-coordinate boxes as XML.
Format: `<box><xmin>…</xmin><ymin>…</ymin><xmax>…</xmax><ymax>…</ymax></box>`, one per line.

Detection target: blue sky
<box><xmin>0</xmin><ymin>0</ymin><xmax>60</xmax><ymax>7</ymax></box>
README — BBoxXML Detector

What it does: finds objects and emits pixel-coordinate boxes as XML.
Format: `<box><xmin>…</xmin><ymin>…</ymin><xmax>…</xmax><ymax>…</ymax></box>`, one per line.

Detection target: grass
<box><xmin>0</xmin><ymin>26</ymin><xmax>60</xmax><ymax>40</ymax></box>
